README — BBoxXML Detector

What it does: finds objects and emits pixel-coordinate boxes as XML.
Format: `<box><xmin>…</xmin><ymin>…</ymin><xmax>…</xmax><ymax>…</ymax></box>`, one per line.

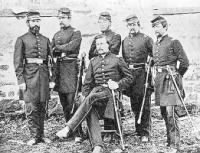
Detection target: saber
<box><xmin>137</xmin><ymin>57</ymin><xmax>152</xmax><ymax>124</ymax></box>
<box><xmin>70</xmin><ymin>52</ymin><xmax>86</xmax><ymax>114</ymax></box>
<box><xmin>167</xmin><ymin>65</ymin><xmax>200</xmax><ymax>140</ymax></box>
<box><xmin>111</xmin><ymin>89</ymin><xmax>125</xmax><ymax>150</ymax></box>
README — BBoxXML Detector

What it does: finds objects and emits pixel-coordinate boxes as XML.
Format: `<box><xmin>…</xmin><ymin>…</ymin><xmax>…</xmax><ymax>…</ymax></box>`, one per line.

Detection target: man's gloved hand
<box><xmin>108</xmin><ymin>79</ymin><xmax>119</xmax><ymax>90</ymax></box>
<box><xmin>19</xmin><ymin>83</ymin><xmax>26</xmax><ymax>90</ymax></box>
<box><xmin>49</xmin><ymin>82</ymin><xmax>55</xmax><ymax>89</ymax></box>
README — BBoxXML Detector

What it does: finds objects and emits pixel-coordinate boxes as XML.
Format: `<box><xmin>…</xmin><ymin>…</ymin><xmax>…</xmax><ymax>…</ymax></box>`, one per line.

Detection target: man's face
<box><xmin>98</xmin><ymin>19</ymin><xmax>111</xmax><ymax>32</ymax></box>
<box><xmin>27</xmin><ymin>19</ymin><xmax>41</xmax><ymax>33</ymax></box>
<box><xmin>152</xmin><ymin>23</ymin><xmax>167</xmax><ymax>38</ymax></box>
<box><xmin>58</xmin><ymin>14</ymin><xmax>71</xmax><ymax>28</ymax></box>
<box><xmin>127</xmin><ymin>20</ymin><xmax>139</xmax><ymax>34</ymax></box>
<box><xmin>96</xmin><ymin>37</ymin><xmax>109</xmax><ymax>55</ymax></box>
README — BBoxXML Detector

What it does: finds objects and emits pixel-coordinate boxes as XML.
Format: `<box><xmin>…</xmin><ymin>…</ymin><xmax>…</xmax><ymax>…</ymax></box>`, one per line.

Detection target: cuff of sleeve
<box><xmin>118</xmin><ymin>81</ymin><xmax>123</xmax><ymax>91</ymax></box>
<box><xmin>18</xmin><ymin>78</ymin><xmax>25</xmax><ymax>85</ymax></box>
<box><xmin>178</xmin><ymin>67</ymin><xmax>188</xmax><ymax>76</ymax></box>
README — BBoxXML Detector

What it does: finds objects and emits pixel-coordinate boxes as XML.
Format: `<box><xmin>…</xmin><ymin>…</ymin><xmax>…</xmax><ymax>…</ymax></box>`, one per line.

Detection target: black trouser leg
<box><xmin>160</xmin><ymin>106</ymin><xmax>180</xmax><ymax>148</ymax></box>
<box><xmin>39</xmin><ymin>101</ymin><xmax>46</xmax><ymax>138</ymax></box>
<box><xmin>86</xmin><ymin>109</ymin><xmax>103</xmax><ymax>149</ymax></box>
<box><xmin>59</xmin><ymin>92</ymin><xmax>75</xmax><ymax>122</ymax></box>
<box><xmin>25</xmin><ymin>100</ymin><xmax>41</xmax><ymax>139</ymax></box>
<box><xmin>130</xmin><ymin>94</ymin><xmax>151</xmax><ymax>137</ymax></box>
<box><xmin>59</xmin><ymin>92</ymin><xmax>83</xmax><ymax>137</ymax></box>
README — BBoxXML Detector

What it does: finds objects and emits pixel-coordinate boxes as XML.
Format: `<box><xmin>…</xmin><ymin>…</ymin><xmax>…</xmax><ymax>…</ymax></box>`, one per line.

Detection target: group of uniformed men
<box><xmin>14</xmin><ymin>7</ymin><xmax>189</xmax><ymax>153</ymax></box>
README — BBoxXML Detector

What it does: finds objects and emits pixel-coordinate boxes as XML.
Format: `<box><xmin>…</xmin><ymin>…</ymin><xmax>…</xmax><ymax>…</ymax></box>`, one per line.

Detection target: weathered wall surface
<box><xmin>0</xmin><ymin>0</ymin><xmax>200</xmax><ymax>111</ymax></box>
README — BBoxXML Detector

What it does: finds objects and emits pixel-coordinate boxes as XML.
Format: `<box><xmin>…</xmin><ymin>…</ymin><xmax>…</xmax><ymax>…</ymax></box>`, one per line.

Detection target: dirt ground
<box><xmin>0</xmin><ymin>106</ymin><xmax>200</xmax><ymax>153</ymax></box>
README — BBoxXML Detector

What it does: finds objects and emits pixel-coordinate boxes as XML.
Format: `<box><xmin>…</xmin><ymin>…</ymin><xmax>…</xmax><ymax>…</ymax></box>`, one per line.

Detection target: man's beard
<box><xmin>130</xmin><ymin>28</ymin><xmax>139</xmax><ymax>34</ymax></box>
<box><xmin>30</xmin><ymin>25</ymin><xmax>40</xmax><ymax>34</ymax></box>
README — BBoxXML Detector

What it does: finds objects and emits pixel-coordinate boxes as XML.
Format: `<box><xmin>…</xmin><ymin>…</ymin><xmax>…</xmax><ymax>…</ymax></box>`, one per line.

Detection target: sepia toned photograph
<box><xmin>0</xmin><ymin>0</ymin><xmax>200</xmax><ymax>152</ymax></box>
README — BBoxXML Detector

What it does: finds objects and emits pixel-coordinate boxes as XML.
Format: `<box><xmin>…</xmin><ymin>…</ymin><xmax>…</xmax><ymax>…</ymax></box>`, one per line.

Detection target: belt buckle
<box><xmin>27</xmin><ymin>58</ymin><xmax>43</xmax><ymax>64</ymax></box>
<box><xmin>61</xmin><ymin>53</ymin><xmax>66</xmax><ymax>57</ymax></box>
<box><xmin>129</xmin><ymin>64</ymin><xmax>134</xmax><ymax>69</ymax></box>
<box><xmin>34</xmin><ymin>59</ymin><xmax>43</xmax><ymax>64</ymax></box>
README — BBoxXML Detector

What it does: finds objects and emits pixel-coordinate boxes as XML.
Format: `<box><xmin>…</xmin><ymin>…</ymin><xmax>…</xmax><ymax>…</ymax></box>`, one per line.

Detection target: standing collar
<box><xmin>98</xmin><ymin>51</ymin><xmax>111</xmax><ymax>58</ymax></box>
<box><xmin>157</xmin><ymin>33</ymin><xmax>168</xmax><ymax>43</ymax></box>
<box><xmin>28</xmin><ymin>30</ymin><xmax>40</xmax><ymax>36</ymax></box>
<box><xmin>101</xmin><ymin>29</ymin><xmax>112</xmax><ymax>35</ymax></box>
<box><xmin>129</xmin><ymin>31</ymin><xmax>140</xmax><ymax>38</ymax></box>
<box><xmin>61</xmin><ymin>25</ymin><xmax>71</xmax><ymax>30</ymax></box>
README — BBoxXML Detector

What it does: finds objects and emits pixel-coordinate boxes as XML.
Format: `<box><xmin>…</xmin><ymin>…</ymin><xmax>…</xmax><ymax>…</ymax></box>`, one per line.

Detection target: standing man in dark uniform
<box><xmin>88</xmin><ymin>12</ymin><xmax>121</xmax><ymax>60</ymax></box>
<box><xmin>122</xmin><ymin>14</ymin><xmax>153</xmax><ymax>142</ymax></box>
<box><xmin>56</xmin><ymin>35</ymin><xmax>133</xmax><ymax>153</ymax></box>
<box><xmin>52</xmin><ymin>7</ymin><xmax>82</xmax><ymax>142</ymax></box>
<box><xmin>14</xmin><ymin>11</ymin><xmax>53</xmax><ymax>145</ymax></box>
<box><xmin>151</xmin><ymin>16</ymin><xmax>189</xmax><ymax>152</ymax></box>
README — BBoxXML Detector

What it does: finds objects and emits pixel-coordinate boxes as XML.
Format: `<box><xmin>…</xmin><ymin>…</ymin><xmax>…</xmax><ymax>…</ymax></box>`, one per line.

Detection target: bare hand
<box><xmin>19</xmin><ymin>83</ymin><xmax>26</xmax><ymax>90</ymax></box>
<box><xmin>108</xmin><ymin>79</ymin><xmax>119</xmax><ymax>90</ymax></box>
<box><xmin>49</xmin><ymin>82</ymin><xmax>55</xmax><ymax>89</ymax></box>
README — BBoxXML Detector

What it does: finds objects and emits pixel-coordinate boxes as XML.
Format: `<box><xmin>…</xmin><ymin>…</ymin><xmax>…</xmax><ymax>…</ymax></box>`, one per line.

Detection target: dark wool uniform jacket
<box><xmin>82</xmin><ymin>52</ymin><xmax>133</xmax><ymax>119</ymax></box>
<box><xmin>88</xmin><ymin>30</ymin><xmax>121</xmax><ymax>60</ymax></box>
<box><xmin>122</xmin><ymin>32</ymin><xmax>153</xmax><ymax>96</ymax></box>
<box><xmin>52</xmin><ymin>26</ymin><xmax>82</xmax><ymax>93</ymax></box>
<box><xmin>14</xmin><ymin>31</ymin><xmax>52</xmax><ymax>103</ymax></box>
<box><xmin>153</xmin><ymin>34</ymin><xmax>189</xmax><ymax>106</ymax></box>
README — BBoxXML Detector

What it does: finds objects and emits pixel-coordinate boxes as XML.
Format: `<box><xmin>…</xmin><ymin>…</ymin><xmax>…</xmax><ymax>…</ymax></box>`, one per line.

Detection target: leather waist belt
<box><xmin>155</xmin><ymin>65</ymin><xmax>176</xmax><ymax>73</ymax></box>
<box><xmin>26</xmin><ymin>58</ymin><xmax>47</xmax><ymax>64</ymax></box>
<box><xmin>58</xmin><ymin>56</ymin><xmax>77</xmax><ymax>61</ymax></box>
<box><xmin>128</xmin><ymin>63</ymin><xmax>145</xmax><ymax>70</ymax></box>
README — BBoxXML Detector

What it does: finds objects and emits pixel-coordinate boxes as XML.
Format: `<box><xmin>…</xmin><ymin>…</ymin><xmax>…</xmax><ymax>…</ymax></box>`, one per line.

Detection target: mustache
<box><xmin>60</xmin><ymin>22</ymin><xmax>65</xmax><ymax>26</ymax></box>
<box><xmin>30</xmin><ymin>25</ymin><xmax>40</xmax><ymax>30</ymax></box>
<box><xmin>30</xmin><ymin>25</ymin><xmax>40</xmax><ymax>34</ymax></box>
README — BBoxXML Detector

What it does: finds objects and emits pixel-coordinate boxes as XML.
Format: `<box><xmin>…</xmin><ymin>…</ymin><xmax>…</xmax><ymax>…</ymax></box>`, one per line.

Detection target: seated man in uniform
<box><xmin>56</xmin><ymin>35</ymin><xmax>133</xmax><ymax>153</ymax></box>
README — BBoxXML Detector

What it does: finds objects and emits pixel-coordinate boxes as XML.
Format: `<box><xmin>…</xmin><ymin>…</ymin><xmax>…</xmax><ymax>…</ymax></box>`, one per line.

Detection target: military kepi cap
<box><xmin>26</xmin><ymin>10</ymin><xmax>40</xmax><ymax>21</ymax></box>
<box><xmin>151</xmin><ymin>15</ymin><xmax>166</xmax><ymax>25</ymax></box>
<box><xmin>58</xmin><ymin>7</ymin><xmax>71</xmax><ymax>18</ymax></box>
<box><xmin>125</xmin><ymin>14</ymin><xmax>138</xmax><ymax>22</ymax></box>
<box><xmin>99</xmin><ymin>12</ymin><xmax>111</xmax><ymax>22</ymax></box>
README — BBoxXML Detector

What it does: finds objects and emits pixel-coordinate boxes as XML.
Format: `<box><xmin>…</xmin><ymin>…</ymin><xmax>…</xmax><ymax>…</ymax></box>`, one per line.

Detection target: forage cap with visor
<box><xmin>99</xmin><ymin>11</ymin><xmax>111</xmax><ymax>22</ymax></box>
<box><xmin>58</xmin><ymin>7</ymin><xmax>71</xmax><ymax>18</ymax></box>
<box><xmin>26</xmin><ymin>10</ymin><xmax>41</xmax><ymax>21</ymax></box>
<box><xmin>151</xmin><ymin>15</ymin><xmax>167</xmax><ymax>27</ymax></box>
<box><xmin>125</xmin><ymin>14</ymin><xmax>139</xmax><ymax>22</ymax></box>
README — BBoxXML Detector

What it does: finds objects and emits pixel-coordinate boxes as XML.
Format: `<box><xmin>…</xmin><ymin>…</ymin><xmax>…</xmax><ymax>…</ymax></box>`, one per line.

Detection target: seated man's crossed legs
<box><xmin>56</xmin><ymin>86</ymin><xmax>111</xmax><ymax>140</ymax></box>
